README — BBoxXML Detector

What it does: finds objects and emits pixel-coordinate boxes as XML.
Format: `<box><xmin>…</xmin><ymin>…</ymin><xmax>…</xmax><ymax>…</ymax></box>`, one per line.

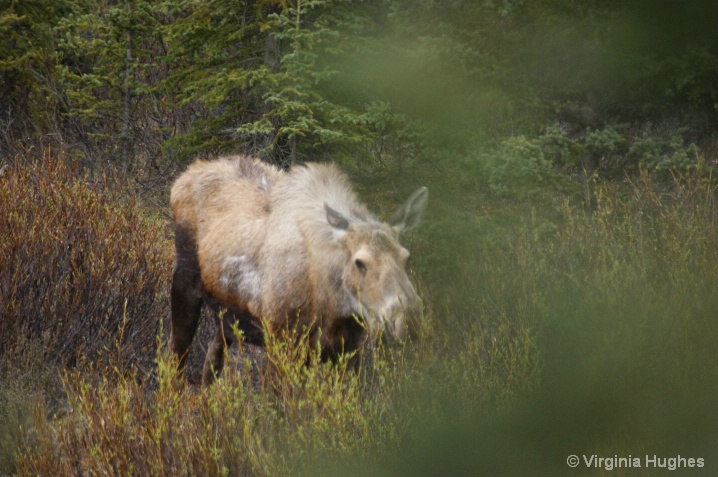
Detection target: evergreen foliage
<box><xmin>1</xmin><ymin>0</ymin><xmax>715</xmax><ymax>173</ymax></box>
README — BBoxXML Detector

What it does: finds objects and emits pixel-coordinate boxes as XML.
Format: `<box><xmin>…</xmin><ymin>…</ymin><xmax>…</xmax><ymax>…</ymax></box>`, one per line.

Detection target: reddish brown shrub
<box><xmin>0</xmin><ymin>153</ymin><xmax>172</xmax><ymax>372</ymax></box>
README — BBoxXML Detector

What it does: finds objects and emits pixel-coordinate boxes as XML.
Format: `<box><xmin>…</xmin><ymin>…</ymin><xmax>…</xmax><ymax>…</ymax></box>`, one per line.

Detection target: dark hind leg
<box><xmin>202</xmin><ymin>310</ymin><xmax>237</xmax><ymax>386</ymax></box>
<box><xmin>170</xmin><ymin>225</ymin><xmax>203</xmax><ymax>376</ymax></box>
<box><xmin>201</xmin><ymin>306</ymin><xmax>265</xmax><ymax>386</ymax></box>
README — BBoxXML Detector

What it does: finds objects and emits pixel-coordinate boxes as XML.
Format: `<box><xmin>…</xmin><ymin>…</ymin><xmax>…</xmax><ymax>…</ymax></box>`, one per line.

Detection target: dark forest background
<box><xmin>2</xmin><ymin>0</ymin><xmax>716</xmax><ymax>177</ymax></box>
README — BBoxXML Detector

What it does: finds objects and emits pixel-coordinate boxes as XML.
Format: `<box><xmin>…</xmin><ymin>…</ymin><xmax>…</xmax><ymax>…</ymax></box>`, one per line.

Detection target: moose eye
<box><xmin>354</xmin><ymin>258</ymin><xmax>367</xmax><ymax>273</ymax></box>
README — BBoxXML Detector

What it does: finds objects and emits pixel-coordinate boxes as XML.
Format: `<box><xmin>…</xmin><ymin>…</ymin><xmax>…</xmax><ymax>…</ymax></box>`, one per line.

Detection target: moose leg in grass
<box><xmin>169</xmin><ymin>222</ymin><xmax>203</xmax><ymax>374</ymax></box>
<box><xmin>169</xmin><ymin>155</ymin><xmax>427</xmax><ymax>385</ymax></box>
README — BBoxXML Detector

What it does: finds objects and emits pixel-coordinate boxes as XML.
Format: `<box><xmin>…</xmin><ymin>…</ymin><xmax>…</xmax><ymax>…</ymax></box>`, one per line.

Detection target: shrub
<box><xmin>15</xmin><ymin>328</ymin><xmax>410</xmax><ymax>477</ymax></box>
<box><xmin>0</xmin><ymin>359</ymin><xmax>49</xmax><ymax>475</ymax></box>
<box><xmin>584</xmin><ymin>123</ymin><xmax>628</xmax><ymax>158</ymax></box>
<box><xmin>481</xmin><ymin>135</ymin><xmax>555</xmax><ymax>197</ymax></box>
<box><xmin>527</xmin><ymin>123</ymin><xmax>706</xmax><ymax>178</ymax></box>
<box><xmin>535</xmin><ymin>122</ymin><xmax>576</xmax><ymax>167</ymax></box>
<box><xmin>0</xmin><ymin>152</ymin><xmax>172</xmax><ymax>372</ymax></box>
<box><xmin>628</xmin><ymin>127</ymin><xmax>700</xmax><ymax>173</ymax></box>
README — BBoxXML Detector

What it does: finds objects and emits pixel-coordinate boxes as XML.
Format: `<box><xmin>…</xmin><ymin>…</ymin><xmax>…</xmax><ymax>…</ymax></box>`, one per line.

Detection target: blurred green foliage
<box><xmin>328</xmin><ymin>170</ymin><xmax>718</xmax><ymax>477</ymax></box>
<box><xmin>480</xmin><ymin>136</ymin><xmax>555</xmax><ymax>197</ymax></box>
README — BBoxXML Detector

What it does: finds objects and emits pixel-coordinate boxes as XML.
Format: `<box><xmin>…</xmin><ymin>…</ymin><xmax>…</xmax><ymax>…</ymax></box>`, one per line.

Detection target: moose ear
<box><xmin>390</xmin><ymin>187</ymin><xmax>428</xmax><ymax>233</ymax></box>
<box><xmin>325</xmin><ymin>203</ymin><xmax>350</xmax><ymax>230</ymax></box>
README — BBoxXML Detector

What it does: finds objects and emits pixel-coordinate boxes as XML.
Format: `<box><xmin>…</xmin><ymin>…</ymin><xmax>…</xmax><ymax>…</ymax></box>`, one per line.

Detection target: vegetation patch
<box><xmin>0</xmin><ymin>154</ymin><xmax>172</xmax><ymax>473</ymax></box>
<box><xmin>0</xmin><ymin>153</ymin><xmax>171</xmax><ymax>371</ymax></box>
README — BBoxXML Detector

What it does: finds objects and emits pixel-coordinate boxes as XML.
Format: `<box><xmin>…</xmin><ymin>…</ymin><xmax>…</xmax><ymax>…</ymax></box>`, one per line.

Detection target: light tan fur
<box><xmin>169</xmin><ymin>155</ymin><xmax>427</xmax><ymax>384</ymax></box>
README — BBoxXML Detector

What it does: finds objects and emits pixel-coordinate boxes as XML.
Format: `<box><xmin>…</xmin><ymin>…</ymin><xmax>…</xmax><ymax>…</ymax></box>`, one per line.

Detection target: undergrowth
<box><xmin>0</xmin><ymin>152</ymin><xmax>172</xmax><ymax>371</ymax></box>
<box><xmin>14</xmin><ymin>329</ymin><xmax>410</xmax><ymax>476</ymax></box>
<box><xmin>0</xmin><ymin>153</ymin><xmax>172</xmax><ymax>474</ymax></box>
<box><xmin>2</xmin><ymin>154</ymin><xmax>717</xmax><ymax>476</ymax></box>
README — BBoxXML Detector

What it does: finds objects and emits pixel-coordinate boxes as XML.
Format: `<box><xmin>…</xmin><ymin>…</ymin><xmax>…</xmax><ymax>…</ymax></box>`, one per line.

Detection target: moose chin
<box><xmin>169</xmin><ymin>155</ymin><xmax>427</xmax><ymax>385</ymax></box>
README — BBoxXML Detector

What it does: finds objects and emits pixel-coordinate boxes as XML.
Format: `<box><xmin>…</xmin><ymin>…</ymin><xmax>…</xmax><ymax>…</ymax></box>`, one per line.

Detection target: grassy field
<box><xmin>1</xmin><ymin>154</ymin><xmax>717</xmax><ymax>476</ymax></box>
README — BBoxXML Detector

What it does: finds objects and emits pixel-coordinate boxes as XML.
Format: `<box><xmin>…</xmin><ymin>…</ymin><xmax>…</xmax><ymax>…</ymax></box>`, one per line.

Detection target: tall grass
<box><xmin>334</xmin><ymin>170</ymin><xmax>718</xmax><ymax>476</ymax></box>
<box><xmin>3</xmin><ymin>154</ymin><xmax>717</xmax><ymax>475</ymax></box>
<box><xmin>0</xmin><ymin>153</ymin><xmax>172</xmax><ymax>474</ymax></box>
<box><xmin>0</xmin><ymin>153</ymin><xmax>172</xmax><ymax>371</ymax></box>
<box><xmin>15</xmin><ymin>328</ymin><xmax>401</xmax><ymax>476</ymax></box>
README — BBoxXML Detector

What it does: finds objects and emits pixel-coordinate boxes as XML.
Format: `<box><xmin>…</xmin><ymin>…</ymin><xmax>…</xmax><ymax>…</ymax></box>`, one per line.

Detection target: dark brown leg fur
<box><xmin>170</xmin><ymin>225</ymin><xmax>203</xmax><ymax>375</ymax></box>
<box><xmin>202</xmin><ymin>313</ymin><xmax>236</xmax><ymax>386</ymax></box>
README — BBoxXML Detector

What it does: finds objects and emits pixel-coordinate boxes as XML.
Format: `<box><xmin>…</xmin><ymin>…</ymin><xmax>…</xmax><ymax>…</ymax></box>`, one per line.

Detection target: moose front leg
<box><xmin>169</xmin><ymin>225</ymin><xmax>203</xmax><ymax>376</ymax></box>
